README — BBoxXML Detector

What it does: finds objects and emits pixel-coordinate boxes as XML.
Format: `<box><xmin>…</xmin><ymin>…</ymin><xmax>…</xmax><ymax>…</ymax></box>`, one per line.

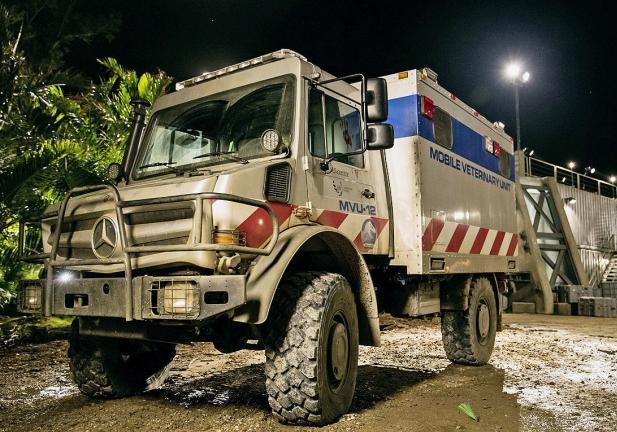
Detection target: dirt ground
<box><xmin>1</xmin><ymin>313</ymin><xmax>616</xmax><ymax>432</ymax></box>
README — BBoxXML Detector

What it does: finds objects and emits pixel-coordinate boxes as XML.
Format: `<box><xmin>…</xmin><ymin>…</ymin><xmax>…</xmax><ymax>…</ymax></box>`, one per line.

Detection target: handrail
<box><xmin>524</xmin><ymin>155</ymin><xmax>617</xmax><ymax>199</ymax></box>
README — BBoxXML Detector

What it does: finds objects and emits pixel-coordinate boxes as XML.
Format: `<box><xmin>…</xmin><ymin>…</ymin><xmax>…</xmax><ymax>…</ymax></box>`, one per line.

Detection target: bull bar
<box><xmin>18</xmin><ymin>184</ymin><xmax>280</xmax><ymax>321</ymax></box>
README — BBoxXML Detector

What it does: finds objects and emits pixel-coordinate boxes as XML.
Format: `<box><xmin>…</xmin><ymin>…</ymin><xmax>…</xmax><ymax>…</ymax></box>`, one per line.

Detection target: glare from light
<box><xmin>609</xmin><ymin>175</ymin><xmax>616</xmax><ymax>184</ymax></box>
<box><xmin>567</xmin><ymin>161</ymin><xmax>576</xmax><ymax>170</ymax></box>
<box><xmin>58</xmin><ymin>271</ymin><xmax>73</xmax><ymax>283</ymax></box>
<box><xmin>505</xmin><ymin>62</ymin><xmax>522</xmax><ymax>80</ymax></box>
<box><xmin>521</xmin><ymin>71</ymin><xmax>531</xmax><ymax>82</ymax></box>
<box><xmin>585</xmin><ymin>166</ymin><xmax>596</xmax><ymax>174</ymax></box>
<box><xmin>453</xmin><ymin>211</ymin><xmax>465</xmax><ymax>221</ymax></box>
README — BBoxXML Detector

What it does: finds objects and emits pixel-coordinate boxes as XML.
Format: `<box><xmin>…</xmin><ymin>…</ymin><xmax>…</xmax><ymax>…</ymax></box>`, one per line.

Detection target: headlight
<box><xmin>161</xmin><ymin>281</ymin><xmax>199</xmax><ymax>317</ymax></box>
<box><xmin>20</xmin><ymin>281</ymin><xmax>42</xmax><ymax>312</ymax></box>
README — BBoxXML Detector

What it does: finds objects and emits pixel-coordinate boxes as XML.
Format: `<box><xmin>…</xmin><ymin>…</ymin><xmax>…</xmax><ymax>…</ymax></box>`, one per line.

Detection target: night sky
<box><xmin>67</xmin><ymin>0</ymin><xmax>615</xmax><ymax>177</ymax></box>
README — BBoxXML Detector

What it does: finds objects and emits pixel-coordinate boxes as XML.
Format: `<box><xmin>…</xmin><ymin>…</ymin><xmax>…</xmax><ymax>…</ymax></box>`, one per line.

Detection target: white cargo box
<box><xmin>382</xmin><ymin>70</ymin><xmax>519</xmax><ymax>275</ymax></box>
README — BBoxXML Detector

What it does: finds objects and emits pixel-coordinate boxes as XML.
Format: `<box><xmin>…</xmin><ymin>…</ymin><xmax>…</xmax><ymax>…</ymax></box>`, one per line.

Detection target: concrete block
<box><xmin>579</xmin><ymin>297</ymin><xmax>615</xmax><ymax>317</ymax></box>
<box><xmin>579</xmin><ymin>297</ymin><xmax>592</xmax><ymax>316</ymax></box>
<box><xmin>553</xmin><ymin>302</ymin><xmax>571</xmax><ymax>316</ymax></box>
<box><xmin>512</xmin><ymin>302</ymin><xmax>536</xmax><ymax>314</ymax></box>
<box><xmin>605</xmin><ymin>298</ymin><xmax>616</xmax><ymax>318</ymax></box>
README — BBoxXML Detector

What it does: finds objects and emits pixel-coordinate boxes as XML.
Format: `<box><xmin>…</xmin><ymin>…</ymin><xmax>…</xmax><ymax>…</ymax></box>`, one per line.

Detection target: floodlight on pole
<box><xmin>503</xmin><ymin>61</ymin><xmax>531</xmax><ymax>152</ymax></box>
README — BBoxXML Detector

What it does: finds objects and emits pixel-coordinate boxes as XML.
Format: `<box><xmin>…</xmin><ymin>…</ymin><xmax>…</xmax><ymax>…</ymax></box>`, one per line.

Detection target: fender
<box><xmin>233</xmin><ymin>225</ymin><xmax>381</xmax><ymax>347</ymax></box>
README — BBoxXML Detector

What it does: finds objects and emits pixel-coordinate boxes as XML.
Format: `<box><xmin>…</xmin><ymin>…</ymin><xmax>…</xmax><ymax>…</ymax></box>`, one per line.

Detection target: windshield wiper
<box><xmin>193</xmin><ymin>151</ymin><xmax>249</xmax><ymax>164</ymax></box>
<box><xmin>138</xmin><ymin>161</ymin><xmax>183</xmax><ymax>174</ymax></box>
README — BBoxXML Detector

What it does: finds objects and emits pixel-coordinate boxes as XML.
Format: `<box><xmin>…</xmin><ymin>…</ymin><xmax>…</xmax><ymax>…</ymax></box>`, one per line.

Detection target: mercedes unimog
<box><xmin>18</xmin><ymin>49</ymin><xmax>518</xmax><ymax>425</ymax></box>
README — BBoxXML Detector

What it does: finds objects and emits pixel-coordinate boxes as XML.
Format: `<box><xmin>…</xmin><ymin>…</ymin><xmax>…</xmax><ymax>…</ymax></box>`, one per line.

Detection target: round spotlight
<box><xmin>261</xmin><ymin>129</ymin><xmax>281</xmax><ymax>153</ymax></box>
<box><xmin>609</xmin><ymin>175</ymin><xmax>616</xmax><ymax>184</ymax></box>
<box><xmin>505</xmin><ymin>62</ymin><xmax>522</xmax><ymax>80</ymax></box>
<box><xmin>108</xmin><ymin>162</ymin><xmax>124</xmax><ymax>182</ymax></box>
<box><xmin>521</xmin><ymin>71</ymin><xmax>531</xmax><ymax>83</ymax></box>
<box><xmin>567</xmin><ymin>161</ymin><xmax>576</xmax><ymax>170</ymax></box>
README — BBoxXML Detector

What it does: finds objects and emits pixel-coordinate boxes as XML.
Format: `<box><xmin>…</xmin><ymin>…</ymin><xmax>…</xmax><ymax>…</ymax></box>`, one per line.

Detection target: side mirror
<box><xmin>367</xmin><ymin>124</ymin><xmax>394</xmax><ymax>150</ymax></box>
<box><xmin>366</xmin><ymin>78</ymin><xmax>388</xmax><ymax>123</ymax></box>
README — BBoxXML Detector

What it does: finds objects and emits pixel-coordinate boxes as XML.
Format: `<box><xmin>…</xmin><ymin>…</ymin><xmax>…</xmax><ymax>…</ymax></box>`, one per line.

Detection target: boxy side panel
<box><xmin>383</xmin><ymin>71</ymin><xmax>519</xmax><ymax>275</ymax></box>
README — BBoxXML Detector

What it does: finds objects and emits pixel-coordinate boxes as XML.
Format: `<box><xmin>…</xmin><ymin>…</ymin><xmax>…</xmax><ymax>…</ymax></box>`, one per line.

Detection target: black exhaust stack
<box><xmin>121</xmin><ymin>98</ymin><xmax>151</xmax><ymax>179</ymax></box>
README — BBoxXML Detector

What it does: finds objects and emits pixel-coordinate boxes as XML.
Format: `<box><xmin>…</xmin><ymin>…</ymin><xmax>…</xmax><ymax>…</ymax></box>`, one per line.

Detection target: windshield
<box><xmin>134</xmin><ymin>75</ymin><xmax>295</xmax><ymax>178</ymax></box>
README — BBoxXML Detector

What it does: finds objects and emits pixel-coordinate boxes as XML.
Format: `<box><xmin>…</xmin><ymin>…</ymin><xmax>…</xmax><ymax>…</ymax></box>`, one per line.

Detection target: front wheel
<box><xmin>68</xmin><ymin>321</ymin><xmax>176</xmax><ymax>398</ymax></box>
<box><xmin>441</xmin><ymin>277</ymin><xmax>497</xmax><ymax>365</ymax></box>
<box><xmin>264</xmin><ymin>272</ymin><xmax>359</xmax><ymax>425</ymax></box>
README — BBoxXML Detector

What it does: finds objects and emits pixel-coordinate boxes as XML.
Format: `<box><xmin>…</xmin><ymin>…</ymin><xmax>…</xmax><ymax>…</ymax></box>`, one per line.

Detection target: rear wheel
<box><xmin>264</xmin><ymin>272</ymin><xmax>359</xmax><ymax>425</ymax></box>
<box><xmin>68</xmin><ymin>321</ymin><xmax>176</xmax><ymax>398</ymax></box>
<box><xmin>441</xmin><ymin>277</ymin><xmax>497</xmax><ymax>365</ymax></box>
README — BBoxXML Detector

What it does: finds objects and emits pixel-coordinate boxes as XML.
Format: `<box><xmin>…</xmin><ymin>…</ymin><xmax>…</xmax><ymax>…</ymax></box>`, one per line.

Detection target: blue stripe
<box><xmin>387</xmin><ymin>95</ymin><xmax>418</xmax><ymax>139</ymax></box>
<box><xmin>387</xmin><ymin>94</ymin><xmax>515</xmax><ymax>181</ymax></box>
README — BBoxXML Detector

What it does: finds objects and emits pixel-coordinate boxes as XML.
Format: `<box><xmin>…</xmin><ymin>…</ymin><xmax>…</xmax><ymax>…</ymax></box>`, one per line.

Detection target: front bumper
<box><xmin>17</xmin><ymin>275</ymin><xmax>246</xmax><ymax>321</ymax></box>
<box><xmin>18</xmin><ymin>184</ymin><xmax>279</xmax><ymax>321</ymax></box>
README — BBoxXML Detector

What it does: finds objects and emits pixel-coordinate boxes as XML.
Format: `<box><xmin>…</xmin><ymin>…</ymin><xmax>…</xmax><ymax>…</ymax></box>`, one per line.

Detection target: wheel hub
<box><xmin>329</xmin><ymin>321</ymin><xmax>349</xmax><ymax>382</ymax></box>
<box><xmin>478</xmin><ymin>303</ymin><xmax>490</xmax><ymax>339</ymax></box>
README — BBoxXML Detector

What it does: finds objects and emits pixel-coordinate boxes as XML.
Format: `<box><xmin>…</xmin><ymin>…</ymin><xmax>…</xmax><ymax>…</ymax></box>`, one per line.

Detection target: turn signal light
<box><xmin>421</xmin><ymin>96</ymin><xmax>435</xmax><ymax>119</ymax></box>
<box><xmin>212</xmin><ymin>229</ymin><xmax>246</xmax><ymax>246</ymax></box>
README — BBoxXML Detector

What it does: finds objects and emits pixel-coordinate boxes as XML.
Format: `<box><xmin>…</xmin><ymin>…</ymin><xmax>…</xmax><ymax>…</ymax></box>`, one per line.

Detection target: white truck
<box><xmin>18</xmin><ymin>49</ymin><xmax>518</xmax><ymax>425</ymax></box>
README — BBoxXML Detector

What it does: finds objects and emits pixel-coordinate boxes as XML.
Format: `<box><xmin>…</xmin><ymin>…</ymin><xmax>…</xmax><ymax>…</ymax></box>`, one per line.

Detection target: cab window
<box><xmin>308</xmin><ymin>87</ymin><xmax>364</xmax><ymax>168</ymax></box>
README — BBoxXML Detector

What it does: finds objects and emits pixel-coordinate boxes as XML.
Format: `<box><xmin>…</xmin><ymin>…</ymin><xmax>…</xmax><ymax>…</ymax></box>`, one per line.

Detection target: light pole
<box><xmin>567</xmin><ymin>161</ymin><xmax>576</xmax><ymax>187</ymax></box>
<box><xmin>504</xmin><ymin>63</ymin><xmax>530</xmax><ymax>151</ymax></box>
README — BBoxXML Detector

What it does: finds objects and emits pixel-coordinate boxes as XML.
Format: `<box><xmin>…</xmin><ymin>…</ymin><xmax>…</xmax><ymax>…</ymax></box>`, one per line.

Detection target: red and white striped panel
<box><xmin>422</xmin><ymin>218</ymin><xmax>518</xmax><ymax>257</ymax></box>
<box><xmin>212</xmin><ymin>200</ymin><xmax>295</xmax><ymax>248</ymax></box>
<box><xmin>211</xmin><ymin>201</ymin><xmax>389</xmax><ymax>254</ymax></box>
<box><xmin>313</xmin><ymin>209</ymin><xmax>389</xmax><ymax>253</ymax></box>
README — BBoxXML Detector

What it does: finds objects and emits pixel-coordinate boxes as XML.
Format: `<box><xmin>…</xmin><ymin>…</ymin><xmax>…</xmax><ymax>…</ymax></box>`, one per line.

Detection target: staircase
<box><xmin>602</xmin><ymin>255</ymin><xmax>617</xmax><ymax>283</ymax></box>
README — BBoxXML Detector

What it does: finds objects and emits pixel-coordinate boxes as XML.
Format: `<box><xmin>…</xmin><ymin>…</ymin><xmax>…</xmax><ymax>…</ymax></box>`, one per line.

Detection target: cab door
<box><xmin>305</xmin><ymin>85</ymin><xmax>389</xmax><ymax>254</ymax></box>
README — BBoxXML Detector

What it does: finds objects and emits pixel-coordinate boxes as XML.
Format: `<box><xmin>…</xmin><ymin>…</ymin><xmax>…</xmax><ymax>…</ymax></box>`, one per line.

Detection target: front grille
<box><xmin>264</xmin><ymin>163</ymin><xmax>291</xmax><ymax>202</ymax></box>
<box><xmin>48</xmin><ymin>206</ymin><xmax>195</xmax><ymax>260</ymax></box>
<box><xmin>125</xmin><ymin>208</ymin><xmax>194</xmax><ymax>225</ymax></box>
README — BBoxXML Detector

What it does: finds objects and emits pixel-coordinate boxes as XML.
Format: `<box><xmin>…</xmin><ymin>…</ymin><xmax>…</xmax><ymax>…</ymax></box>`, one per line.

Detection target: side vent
<box><xmin>264</xmin><ymin>163</ymin><xmax>291</xmax><ymax>202</ymax></box>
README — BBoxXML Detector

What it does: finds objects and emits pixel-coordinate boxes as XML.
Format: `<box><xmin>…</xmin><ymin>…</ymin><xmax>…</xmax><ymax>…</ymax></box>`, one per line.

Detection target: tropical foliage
<box><xmin>0</xmin><ymin>2</ymin><xmax>171</xmax><ymax>310</ymax></box>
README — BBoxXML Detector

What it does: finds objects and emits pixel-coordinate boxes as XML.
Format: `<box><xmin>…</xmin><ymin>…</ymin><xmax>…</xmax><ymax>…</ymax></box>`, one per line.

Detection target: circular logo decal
<box><xmin>91</xmin><ymin>216</ymin><xmax>118</xmax><ymax>259</ymax></box>
<box><xmin>361</xmin><ymin>219</ymin><xmax>377</xmax><ymax>248</ymax></box>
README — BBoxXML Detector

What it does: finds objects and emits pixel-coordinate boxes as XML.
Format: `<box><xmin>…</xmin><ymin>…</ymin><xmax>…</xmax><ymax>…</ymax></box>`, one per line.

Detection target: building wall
<box><xmin>557</xmin><ymin>184</ymin><xmax>617</xmax><ymax>283</ymax></box>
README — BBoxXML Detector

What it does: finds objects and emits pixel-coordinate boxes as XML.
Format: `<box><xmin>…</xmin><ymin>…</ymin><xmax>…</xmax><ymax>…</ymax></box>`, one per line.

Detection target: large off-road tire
<box><xmin>68</xmin><ymin>323</ymin><xmax>176</xmax><ymax>398</ymax></box>
<box><xmin>264</xmin><ymin>272</ymin><xmax>359</xmax><ymax>425</ymax></box>
<box><xmin>441</xmin><ymin>277</ymin><xmax>497</xmax><ymax>365</ymax></box>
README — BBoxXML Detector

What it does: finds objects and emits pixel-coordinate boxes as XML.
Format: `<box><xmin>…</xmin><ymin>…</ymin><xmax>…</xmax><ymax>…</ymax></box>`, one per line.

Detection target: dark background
<box><xmin>66</xmin><ymin>0</ymin><xmax>615</xmax><ymax>177</ymax></box>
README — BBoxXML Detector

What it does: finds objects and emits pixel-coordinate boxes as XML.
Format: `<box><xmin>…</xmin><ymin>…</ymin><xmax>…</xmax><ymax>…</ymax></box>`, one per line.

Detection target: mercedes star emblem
<box><xmin>91</xmin><ymin>216</ymin><xmax>118</xmax><ymax>258</ymax></box>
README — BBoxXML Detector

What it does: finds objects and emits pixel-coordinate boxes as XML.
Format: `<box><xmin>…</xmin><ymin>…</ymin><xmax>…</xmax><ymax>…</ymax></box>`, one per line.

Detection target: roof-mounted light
<box><xmin>420</xmin><ymin>67</ymin><xmax>438</xmax><ymax>82</ymax></box>
<box><xmin>175</xmin><ymin>49</ymin><xmax>307</xmax><ymax>91</ymax></box>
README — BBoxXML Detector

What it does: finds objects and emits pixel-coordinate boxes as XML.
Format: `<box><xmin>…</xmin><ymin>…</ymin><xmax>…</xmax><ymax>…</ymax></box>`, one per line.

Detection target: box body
<box><xmin>383</xmin><ymin>70</ymin><xmax>518</xmax><ymax>276</ymax></box>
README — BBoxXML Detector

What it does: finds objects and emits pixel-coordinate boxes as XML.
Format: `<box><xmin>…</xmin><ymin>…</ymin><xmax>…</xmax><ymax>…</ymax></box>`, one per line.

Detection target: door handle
<box><xmin>362</xmin><ymin>189</ymin><xmax>375</xmax><ymax>199</ymax></box>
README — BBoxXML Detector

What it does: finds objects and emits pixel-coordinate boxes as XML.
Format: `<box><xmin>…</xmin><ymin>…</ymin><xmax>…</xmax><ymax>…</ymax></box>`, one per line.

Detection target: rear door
<box><xmin>305</xmin><ymin>85</ymin><xmax>389</xmax><ymax>254</ymax></box>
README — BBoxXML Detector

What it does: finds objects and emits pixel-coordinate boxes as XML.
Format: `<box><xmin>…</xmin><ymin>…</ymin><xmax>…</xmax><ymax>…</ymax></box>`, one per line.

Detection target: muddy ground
<box><xmin>1</xmin><ymin>313</ymin><xmax>616</xmax><ymax>432</ymax></box>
